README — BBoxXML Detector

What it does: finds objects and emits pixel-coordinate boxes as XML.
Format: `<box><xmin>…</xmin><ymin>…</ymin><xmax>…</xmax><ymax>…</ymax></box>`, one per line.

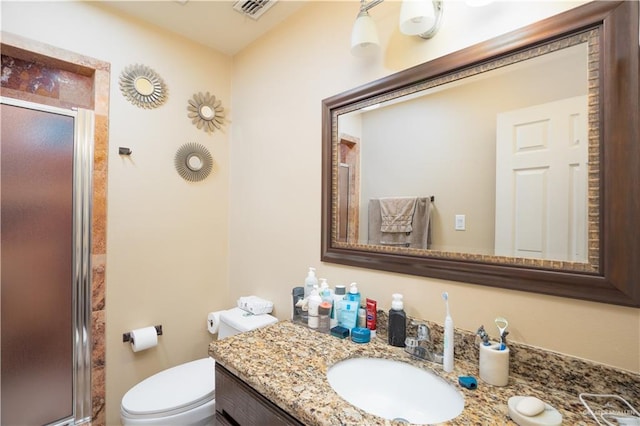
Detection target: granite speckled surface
<box><xmin>209</xmin><ymin>319</ymin><xmax>639</xmax><ymax>425</ymax></box>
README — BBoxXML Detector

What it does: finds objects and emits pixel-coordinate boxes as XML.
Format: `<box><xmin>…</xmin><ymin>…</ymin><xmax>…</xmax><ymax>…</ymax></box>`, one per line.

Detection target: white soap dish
<box><xmin>508</xmin><ymin>396</ymin><xmax>562</xmax><ymax>426</ymax></box>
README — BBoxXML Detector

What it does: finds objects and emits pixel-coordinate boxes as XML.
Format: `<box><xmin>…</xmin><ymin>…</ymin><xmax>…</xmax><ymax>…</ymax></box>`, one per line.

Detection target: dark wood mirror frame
<box><xmin>321</xmin><ymin>1</ymin><xmax>639</xmax><ymax>307</ymax></box>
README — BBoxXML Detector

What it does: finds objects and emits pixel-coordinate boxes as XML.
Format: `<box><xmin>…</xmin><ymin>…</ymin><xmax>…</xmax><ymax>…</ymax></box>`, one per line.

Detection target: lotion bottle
<box><xmin>307</xmin><ymin>285</ymin><xmax>321</xmax><ymax>329</ymax></box>
<box><xmin>304</xmin><ymin>267</ymin><xmax>318</xmax><ymax>299</ymax></box>
<box><xmin>347</xmin><ymin>282</ymin><xmax>361</xmax><ymax>309</ymax></box>
<box><xmin>319</xmin><ymin>278</ymin><xmax>332</xmax><ymax>303</ymax></box>
<box><xmin>331</xmin><ymin>285</ymin><xmax>346</xmax><ymax>328</ymax></box>
<box><xmin>388</xmin><ymin>293</ymin><xmax>406</xmax><ymax>347</ymax></box>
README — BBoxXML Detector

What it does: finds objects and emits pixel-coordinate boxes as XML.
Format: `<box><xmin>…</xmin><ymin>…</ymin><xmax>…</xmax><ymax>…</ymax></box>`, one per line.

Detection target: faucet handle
<box><xmin>405</xmin><ymin>337</ymin><xmax>419</xmax><ymax>348</ymax></box>
<box><xmin>416</xmin><ymin>324</ymin><xmax>430</xmax><ymax>342</ymax></box>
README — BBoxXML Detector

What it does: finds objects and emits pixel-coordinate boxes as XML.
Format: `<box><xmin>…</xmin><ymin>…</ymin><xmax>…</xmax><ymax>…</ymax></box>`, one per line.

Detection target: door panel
<box><xmin>495</xmin><ymin>96</ymin><xmax>588</xmax><ymax>261</ymax></box>
<box><xmin>513</xmin><ymin>167</ymin><xmax>548</xmax><ymax>257</ymax></box>
<box><xmin>1</xmin><ymin>103</ymin><xmax>75</xmax><ymax>426</ymax></box>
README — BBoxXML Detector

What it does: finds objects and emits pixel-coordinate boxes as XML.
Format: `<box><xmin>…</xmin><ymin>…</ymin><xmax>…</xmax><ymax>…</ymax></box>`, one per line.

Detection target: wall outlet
<box><xmin>455</xmin><ymin>214</ymin><xmax>466</xmax><ymax>231</ymax></box>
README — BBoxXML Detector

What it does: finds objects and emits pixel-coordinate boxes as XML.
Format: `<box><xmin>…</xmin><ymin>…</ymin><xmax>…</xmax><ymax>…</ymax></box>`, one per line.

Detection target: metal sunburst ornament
<box><xmin>174</xmin><ymin>143</ymin><xmax>214</xmax><ymax>182</ymax></box>
<box><xmin>187</xmin><ymin>92</ymin><xmax>225</xmax><ymax>133</ymax></box>
<box><xmin>119</xmin><ymin>64</ymin><xmax>167</xmax><ymax>109</ymax></box>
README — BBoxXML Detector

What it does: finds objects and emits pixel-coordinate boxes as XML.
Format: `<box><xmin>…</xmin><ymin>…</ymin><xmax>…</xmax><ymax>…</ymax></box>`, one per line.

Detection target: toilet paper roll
<box><xmin>207</xmin><ymin>311</ymin><xmax>223</xmax><ymax>334</ymax></box>
<box><xmin>130</xmin><ymin>326</ymin><xmax>158</xmax><ymax>353</ymax></box>
<box><xmin>479</xmin><ymin>342</ymin><xmax>510</xmax><ymax>386</ymax></box>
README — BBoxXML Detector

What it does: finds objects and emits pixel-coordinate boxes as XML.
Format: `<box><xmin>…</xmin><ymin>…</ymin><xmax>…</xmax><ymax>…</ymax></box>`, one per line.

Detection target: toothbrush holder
<box><xmin>479</xmin><ymin>342</ymin><xmax>510</xmax><ymax>386</ymax></box>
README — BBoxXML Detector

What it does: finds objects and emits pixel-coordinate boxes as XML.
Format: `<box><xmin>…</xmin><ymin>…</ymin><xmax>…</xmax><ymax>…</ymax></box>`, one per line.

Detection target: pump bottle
<box><xmin>304</xmin><ymin>267</ymin><xmax>318</xmax><ymax>299</ymax></box>
<box><xmin>388</xmin><ymin>293</ymin><xmax>406</xmax><ymax>347</ymax></box>
<box><xmin>347</xmin><ymin>282</ymin><xmax>361</xmax><ymax>308</ymax></box>
<box><xmin>319</xmin><ymin>278</ymin><xmax>333</xmax><ymax>303</ymax></box>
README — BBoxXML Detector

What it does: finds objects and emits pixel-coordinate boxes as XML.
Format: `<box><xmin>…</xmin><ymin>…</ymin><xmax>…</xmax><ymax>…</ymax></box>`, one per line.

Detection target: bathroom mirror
<box><xmin>321</xmin><ymin>1</ymin><xmax>639</xmax><ymax>307</ymax></box>
<box><xmin>133</xmin><ymin>77</ymin><xmax>154</xmax><ymax>96</ymax></box>
<box><xmin>187</xmin><ymin>154</ymin><xmax>204</xmax><ymax>171</ymax></box>
<box><xmin>199</xmin><ymin>105</ymin><xmax>215</xmax><ymax>120</ymax></box>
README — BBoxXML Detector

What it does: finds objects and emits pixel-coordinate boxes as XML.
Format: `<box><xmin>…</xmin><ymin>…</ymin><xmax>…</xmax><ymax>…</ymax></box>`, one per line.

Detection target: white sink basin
<box><xmin>327</xmin><ymin>357</ymin><xmax>464</xmax><ymax>424</ymax></box>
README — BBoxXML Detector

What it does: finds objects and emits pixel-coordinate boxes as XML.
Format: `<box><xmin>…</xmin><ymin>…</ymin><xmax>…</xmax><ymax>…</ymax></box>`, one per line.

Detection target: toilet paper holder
<box><xmin>123</xmin><ymin>325</ymin><xmax>163</xmax><ymax>343</ymax></box>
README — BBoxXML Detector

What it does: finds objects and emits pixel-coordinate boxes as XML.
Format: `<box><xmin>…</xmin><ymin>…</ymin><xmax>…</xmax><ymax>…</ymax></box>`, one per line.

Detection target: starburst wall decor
<box><xmin>119</xmin><ymin>64</ymin><xmax>167</xmax><ymax>109</ymax></box>
<box><xmin>174</xmin><ymin>143</ymin><xmax>213</xmax><ymax>182</ymax></box>
<box><xmin>187</xmin><ymin>92</ymin><xmax>225</xmax><ymax>133</ymax></box>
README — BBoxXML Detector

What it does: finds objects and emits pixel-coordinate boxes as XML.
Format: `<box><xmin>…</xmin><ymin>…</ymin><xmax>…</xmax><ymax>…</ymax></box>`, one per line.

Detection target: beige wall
<box><xmin>230</xmin><ymin>0</ymin><xmax>639</xmax><ymax>376</ymax></box>
<box><xmin>2</xmin><ymin>2</ymin><xmax>232</xmax><ymax>425</ymax></box>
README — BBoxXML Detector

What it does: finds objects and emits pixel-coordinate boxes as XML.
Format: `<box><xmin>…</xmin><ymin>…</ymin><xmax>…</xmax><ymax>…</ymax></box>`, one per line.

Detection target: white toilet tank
<box><xmin>121</xmin><ymin>308</ymin><xmax>277</xmax><ymax>426</ymax></box>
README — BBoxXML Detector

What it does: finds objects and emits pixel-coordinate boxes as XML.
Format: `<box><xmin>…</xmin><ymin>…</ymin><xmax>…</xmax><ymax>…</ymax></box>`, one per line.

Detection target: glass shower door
<box><xmin>1</xmin><ymin>102</ymin><xmax>75</xmax><ymax>426</ymax></box>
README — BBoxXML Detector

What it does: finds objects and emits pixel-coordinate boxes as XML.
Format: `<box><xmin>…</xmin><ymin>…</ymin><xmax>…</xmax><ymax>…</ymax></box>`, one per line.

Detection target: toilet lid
<box><xmin>122</xmin><ymin>357</ymin><xmax>215</xmax><ymax>416</ymax></box>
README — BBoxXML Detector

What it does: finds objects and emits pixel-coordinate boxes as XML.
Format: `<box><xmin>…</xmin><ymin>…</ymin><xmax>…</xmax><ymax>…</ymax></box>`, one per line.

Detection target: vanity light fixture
<box><xmin>351</xmin><ymin>0</ymin><xmax>444</xmax><ymax>56</ymax></box>
<box><xmin>399</xmin><ymin>0</ymin><xmax>443</xmax><ymax>39</ymax></box>
<box><xmin>351</xmin><ymin>0</ymin><xmax>383</xmax><ymax>57</ymax></box>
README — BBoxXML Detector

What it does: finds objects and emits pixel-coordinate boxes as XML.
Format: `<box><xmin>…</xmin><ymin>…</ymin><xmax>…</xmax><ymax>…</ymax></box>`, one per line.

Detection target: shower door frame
<box><xmin>0</xmin><ymin>97</ymin><xmax>94</xmax><ymax>425</ymax></box>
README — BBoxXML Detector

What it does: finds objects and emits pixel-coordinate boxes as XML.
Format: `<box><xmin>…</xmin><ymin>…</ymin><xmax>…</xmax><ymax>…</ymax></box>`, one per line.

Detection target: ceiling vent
<box><xmin>233</xmin><ymin>0</ymin><xmax>277</xmax><ymax>20</ymax></box>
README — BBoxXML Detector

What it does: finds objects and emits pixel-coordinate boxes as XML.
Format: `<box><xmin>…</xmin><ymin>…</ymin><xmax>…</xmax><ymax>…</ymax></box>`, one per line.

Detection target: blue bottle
<box><xmin>347</xmin><ymin>282</ymin><xmax>361</xmax><ymax>309</ymax></box>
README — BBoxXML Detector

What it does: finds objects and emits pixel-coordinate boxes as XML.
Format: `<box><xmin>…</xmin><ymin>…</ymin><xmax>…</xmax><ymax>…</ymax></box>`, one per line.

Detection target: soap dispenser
<box><xmin>347</xmin><ymin>282</ymin><xmax>361</xmax><ymax>309</ymax></box>
<box><xmin>319</xmin><ymin>278</ymin><xmax>333</xmax><ymax>303</ymax></box>
<box><xmin>304</xmin><ymin>267</ymin><xmax>318</xmax><ymax>299</ymax></box>
<box><xmin>388</xmin><ymin>293</ymin><xmax>406</xmax><ymax>347</ymax></box>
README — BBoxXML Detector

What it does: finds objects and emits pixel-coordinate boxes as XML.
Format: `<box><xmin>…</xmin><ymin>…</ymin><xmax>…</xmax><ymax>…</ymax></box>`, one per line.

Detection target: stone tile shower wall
<box><xmin>1</xmin><ymin>32</ymin><xmax>109</xmax><ymax>426</ymax></box>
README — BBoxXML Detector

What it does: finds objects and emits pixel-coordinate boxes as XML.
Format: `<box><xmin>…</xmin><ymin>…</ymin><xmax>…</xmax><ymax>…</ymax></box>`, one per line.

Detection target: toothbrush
<box><xmin>443</xmin><ymin>292</ymin><xmax>450</xmax><ymax>317</ymax></box>
<box><xmin>442</xmin><ymin>292</ymin><xmax>454</xmax><ymax>372</ymax></box>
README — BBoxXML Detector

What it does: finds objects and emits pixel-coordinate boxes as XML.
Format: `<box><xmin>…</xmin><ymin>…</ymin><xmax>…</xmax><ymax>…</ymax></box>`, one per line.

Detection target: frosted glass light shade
<box><xmin>351</xmin><ymin>12</ymin><xmax>380</xmax><ymax>56</ymax></box>
<box><xmin>399</xmin><ymin>0</ymin><xmax>435</xmax><ymax>36</ymax></box>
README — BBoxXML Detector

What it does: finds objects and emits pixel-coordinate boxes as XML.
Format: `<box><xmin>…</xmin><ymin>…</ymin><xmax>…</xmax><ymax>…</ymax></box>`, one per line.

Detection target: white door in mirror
<box><xmin>495</xmin><ymin>96</ymin><xmax>588</xmax><ymax>262</ymax></box>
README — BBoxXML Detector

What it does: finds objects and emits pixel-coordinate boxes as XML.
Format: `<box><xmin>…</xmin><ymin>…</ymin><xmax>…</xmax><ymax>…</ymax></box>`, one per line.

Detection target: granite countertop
<box><xmin>209</xmin><ymin>321</ymin><xmax>596</xmax><ymax>425</ymax></box>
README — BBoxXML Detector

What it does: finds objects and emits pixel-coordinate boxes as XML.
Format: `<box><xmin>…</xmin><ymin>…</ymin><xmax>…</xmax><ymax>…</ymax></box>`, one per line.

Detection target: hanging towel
<box><xmin>369</xmin><ymin>197</ymin><xmax>432</xmax><ymax>249</ymax></box>
<box><xmin>379</xmin><ymin>197</ymin><xmax>418</xmax><ymax>233</ymax></box>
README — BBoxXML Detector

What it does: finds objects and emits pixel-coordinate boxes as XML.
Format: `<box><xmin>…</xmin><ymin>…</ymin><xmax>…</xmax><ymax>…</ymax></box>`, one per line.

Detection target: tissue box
<box><xmin>237</xmin><ymin>296</ymin><xmax>273</xmax><ymax>315</ymax></box>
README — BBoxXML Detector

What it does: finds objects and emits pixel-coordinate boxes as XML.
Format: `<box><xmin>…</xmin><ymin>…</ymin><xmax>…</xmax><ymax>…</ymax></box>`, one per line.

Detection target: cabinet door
<box><xmin>215</xmin><ymin>363</ymin><xmax>303</xmax><ymax>426</ymax></box>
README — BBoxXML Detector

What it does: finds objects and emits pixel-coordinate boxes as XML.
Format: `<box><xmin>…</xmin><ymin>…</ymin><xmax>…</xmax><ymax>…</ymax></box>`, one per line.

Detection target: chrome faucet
<box><xmin>404</xmin><ymin>322</ymin><xmax>443</xmax><ymax>364</ymax></box>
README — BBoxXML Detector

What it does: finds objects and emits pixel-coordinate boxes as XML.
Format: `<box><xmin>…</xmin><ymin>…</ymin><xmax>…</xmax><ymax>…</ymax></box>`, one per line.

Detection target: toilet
<box><xmin>120</xmin><ymin>307</ymin><xmax>278</xmax><ymax>425</ymax></box>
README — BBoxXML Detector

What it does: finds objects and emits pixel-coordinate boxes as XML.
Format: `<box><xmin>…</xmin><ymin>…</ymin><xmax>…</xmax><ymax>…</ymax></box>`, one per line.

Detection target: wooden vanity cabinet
<box><xmin>215</xmin><ymin>363</ymin><xmax>304</xmax><ymax>426</ymax></box>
